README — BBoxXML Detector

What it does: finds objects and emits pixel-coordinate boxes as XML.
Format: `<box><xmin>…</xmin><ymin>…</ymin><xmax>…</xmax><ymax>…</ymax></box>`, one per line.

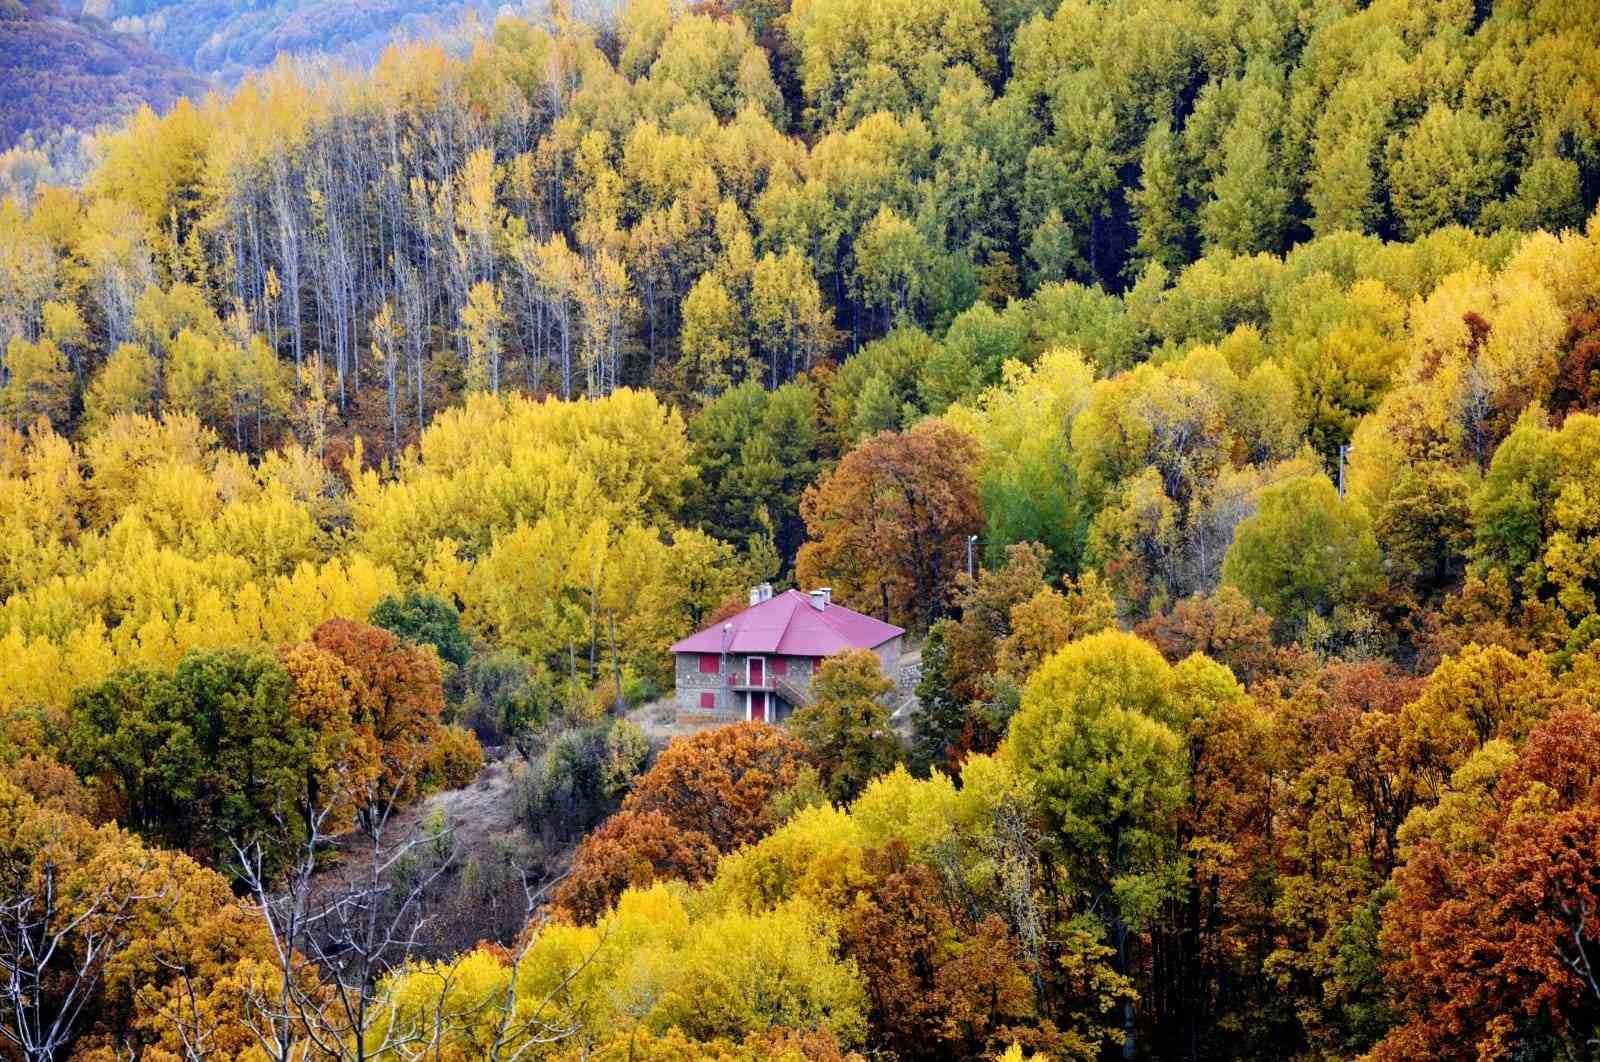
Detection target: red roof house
<box><xmin>670</xmin><ymin>586</ymin><xmax>905</xmax><ymax>725</ymax></box>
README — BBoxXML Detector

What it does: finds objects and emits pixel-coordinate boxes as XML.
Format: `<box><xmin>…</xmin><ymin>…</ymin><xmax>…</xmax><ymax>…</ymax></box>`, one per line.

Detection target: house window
<box><xmin>698</xmin><ymin>654</ymin><xmax>720</xmax><ymax>674</ymax></box>
<box><xmin>771</xmin><ymin>658</ymin><xmax>788</xmax><ymax>676</ymax></box>
<box><xmin>699</xmin><ymin>691</ymin><xmax>716</xmax><ymax>709</ymax></box>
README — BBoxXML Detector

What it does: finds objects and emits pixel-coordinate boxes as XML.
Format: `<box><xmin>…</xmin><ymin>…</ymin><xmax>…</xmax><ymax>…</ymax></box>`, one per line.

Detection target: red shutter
<box><xmin>699</xmin><ymin>654</ymin><xmax>720</xmax><ymax>674</ymax></box>
<box><xmin>771</xmin><ymin>658</ymin><xmax>788</xmax><ymax>676</ymax></box>
<box><xmin>699</xmin><ymin>691</ymin><xmax>715</xmax><ymax>709</ymax></box>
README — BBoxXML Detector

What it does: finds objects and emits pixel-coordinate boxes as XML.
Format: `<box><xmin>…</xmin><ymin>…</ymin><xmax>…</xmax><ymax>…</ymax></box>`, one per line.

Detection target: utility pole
<box><xmin>967</xmin><ymin>534</ymin><xmax>978</xmax><ymax>579</ymax></box>
<box><xmin>1338</xmin><ymin>444</ymin><xmax>1353</xmax><ymax>499</ymax></box>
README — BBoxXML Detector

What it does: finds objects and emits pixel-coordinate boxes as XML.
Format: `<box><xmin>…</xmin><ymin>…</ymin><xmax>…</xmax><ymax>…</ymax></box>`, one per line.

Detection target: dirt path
<box><xmin>309</xmin><ymin>756</ymin><xmax>552</xmax><ymax>957</ymax></box>
<box><xmin>623</xmin><ymin>695</ymin><xmax>683</xmax><ymax>745</ymax></box>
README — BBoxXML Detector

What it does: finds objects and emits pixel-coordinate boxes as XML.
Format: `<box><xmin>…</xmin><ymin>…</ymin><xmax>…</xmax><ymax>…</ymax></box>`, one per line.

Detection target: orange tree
<box><xmin>838</xmin><ymin>841</ymin><xmax>1051</xmax><ymax>1060</ymax></box>
<box><xmin>307</xmin><ymin>618</ymin><xmax>451</xmax><ymax>809</ymax></box>
<box><xmin>0</xmin><ymin>776</ymin><xmax>277</xmax><ymax>1060</ymax></box>
<box><xmin>551</xmin><ymin>723</ymin><xmax>810</xmax><ymax>920</ymax></box>
<box><xmin>796</xmin><ymin>420</ymin><xmax>981</xmax><ymax>629</ymax></box>
<box><xmin>1377</xmin><ymin>705</ymin><xmax>1600</xmax><ymax>1060</ymax></box>
<box><xmin>622</xmin><ymin>722</ymin><xmax>809</xmax><ymax>851</ymax></box>
<box><xmin>550</xmin><ymin>809</ymin><xmax>720</xmax><ymax>924</ymax></box>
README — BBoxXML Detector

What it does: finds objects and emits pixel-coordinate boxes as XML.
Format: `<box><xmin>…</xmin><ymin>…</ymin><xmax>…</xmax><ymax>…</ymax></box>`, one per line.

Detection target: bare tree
<box><xmin>232</xmin><ymin>759</ymin><xmax>604</xmax><ymax>1060</ymax></box>
<box><xmin>233</xmin><ymin>766</ymin><xmax>461</xmax><ymax>1062</ymax></box>
<box><xmin>0</xmin><ymin>857</ymin><xmax>161</xmax><ymax>1062</ymax></box>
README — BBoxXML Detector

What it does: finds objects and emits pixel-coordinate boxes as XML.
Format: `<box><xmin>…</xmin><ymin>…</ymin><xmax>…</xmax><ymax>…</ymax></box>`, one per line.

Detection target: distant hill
<box><xmin>0</xmin><ymin>0</ymin><xmax>519</xmax><ymax>154</ymax></box>
<box><xmin>71</xmin><ymin>0</ymin><xmax>504</xmax><ymax>83</ymax></box>
<box><xmin>0</xmin><ymin>0</ymin><xmax>208</xmax><ymax>150</ymax></box>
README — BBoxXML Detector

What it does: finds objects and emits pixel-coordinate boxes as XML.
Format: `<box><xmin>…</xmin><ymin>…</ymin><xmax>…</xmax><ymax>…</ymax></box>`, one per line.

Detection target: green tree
<box><xmin>1026</xmin><ymin>207</ymin><xmax>1081</xmax><ymax>288</ymax></box>
<box><xmin>789</xmin><ymin>649</ymin><xmax>902</xmax><ymax>802</ymax></box>
<box><xmin>910</xmin><ymin>622</ymin><xmax>962</xmax><ymax>773</ymax></box>
<box><xmin>1222</xmin><ymin>474</ymin><xmax>1381</xmax><ymax>635</ymax></box>
<box><xmin>67</xmin><ymin>649</ymin><xmax>310</xmax><ymax>870</ymax></box>
<box><xmin>1308</xmin><ymin>122</ymin><xmax>1378</xmax><ymax>236</ymax></box>
<box><xmin>371</xmin><ymin>591</ymin><xmax>471</xmax><ymax>669</ymax></box>
<box><xmin>1005</xmin><ymin>629</ymin><xmax>1189</xmax><ymax>1059</ymax></box>
<box><xmin>855</xmin><ymin>206</ymin><xmax>934</xmax><ymax>329</ymax></box>
<box><xmin>1131</xmin><ymin>120</ymin><xmax>1187</xmax><ymax>273</ymax></box>
<box><xmin>1385</xmin><ymin>104</ymin><xmax>1510</xmax><ymax>239</ymax></box>
<box><xmin>685</xmin><ymin>379</ymin><xmax>822</xmax><ymax>566</ymax></box>
<box><xmin>826</xmin><ymin>326</ymin><xmax>935</xmax><ymax>447</ymax></box>
<box><xmin>1200</xmin><ymin>114</ymin><xmax>1288</xmax><ymax>256</ymax></box>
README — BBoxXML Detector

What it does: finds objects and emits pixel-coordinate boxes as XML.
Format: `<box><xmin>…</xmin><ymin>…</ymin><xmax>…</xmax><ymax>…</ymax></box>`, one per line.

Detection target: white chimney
<box><xmin>749</xmin><ymin>583</ymin><xmax>774</xmax><ymax>606</ymax></box>
<box><xmin>808</xmin><ymin>588</ymin><xmax>831</xmax><ymax>611</ymax></box>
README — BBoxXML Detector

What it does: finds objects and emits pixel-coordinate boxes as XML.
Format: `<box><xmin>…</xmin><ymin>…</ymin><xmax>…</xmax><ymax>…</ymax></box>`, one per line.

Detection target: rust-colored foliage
<box><xmin>837</xmin><ymin>842</ymin><xmax>1048</xmax><ymax>1060</ymax></box>
<box><xmin>552</xmin><ymin>723</ymin><xmax>810</xmax><ymax>925</ymax></box>
<box><xmin>308</xmin><ymin>618</ymin><xmax>448</xmax><ymax>804</ymax></box>
<box><xmin>1261</xmin><ymin>660</ymin><xmax>1432</xmax><ymax>1052</ymax></box>
<box><xmin>1148</xmin><ymin>665</ymin><xmax>1280</xmax><ymax>1055</ymax></box>
<box><xmin>1550</xmin><ymin>311</ymin><xmax>1600</xmax><ymax>421</ymax></box>
<box><xmin>550</xmin><ymin>809</ymin><xmax>720</xmax><ymax>924</ymax></box>
<box><xmin>796</xmin><ymin>420</ymin><xmax>981</xmax><ymax>629</ymax></box>
<box><xmin>1277</xmin><ymin>661</ymin><xmax>1427</xmax><ymax>872</ymax></box>
<box><xmin>1378</xmin><ymin>707</ymin><xmax>1600</xmax><ymax>1060</ymax></box>
<box><xmin>622</xmin><ymin>722</ymin><xmax>809</xmax><ymax>851</ymax></box>
<box><xmin>1137</xmin><ymin>585</ymin><xmax>1283</xmax><ymax>686</ymax></box>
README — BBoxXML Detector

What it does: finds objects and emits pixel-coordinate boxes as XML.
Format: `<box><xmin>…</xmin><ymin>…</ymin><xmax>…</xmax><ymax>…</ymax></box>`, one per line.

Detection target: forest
<box><xmin>2</xmin><ymin>0</ymin><xmax>1600</xmax><ymax>1057</ymax></box>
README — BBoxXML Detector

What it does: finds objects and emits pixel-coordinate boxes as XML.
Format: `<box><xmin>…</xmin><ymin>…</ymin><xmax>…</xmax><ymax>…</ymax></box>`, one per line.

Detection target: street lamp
<box><xmin>966</xmin><ymin>534</ymin><xmax>978</xmax><ymax>579</ymax></box>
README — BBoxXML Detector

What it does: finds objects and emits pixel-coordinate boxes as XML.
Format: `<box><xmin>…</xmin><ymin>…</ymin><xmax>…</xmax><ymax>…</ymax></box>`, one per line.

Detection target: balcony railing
<box><xmin>727</xmin><ymin>674</ymin><xmax>776</xmax><ymax>691</ymax></box>
<box><xmin>726</xmin><ymin>673</ymin><xmax>810</xmax><ymax>704</ymax></box>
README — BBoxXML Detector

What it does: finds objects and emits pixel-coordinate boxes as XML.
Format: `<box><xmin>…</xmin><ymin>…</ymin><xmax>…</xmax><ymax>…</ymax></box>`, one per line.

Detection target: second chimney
<box><xmin>808</xmin><ymin>588</ymin><xmax>831</xmax><ymax>611</ymax></box>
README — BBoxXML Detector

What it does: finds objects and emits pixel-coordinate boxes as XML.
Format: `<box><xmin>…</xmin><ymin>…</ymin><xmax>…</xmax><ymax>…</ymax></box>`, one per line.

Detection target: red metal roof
<box><xmin>670</xmin><ymin>590</ymin><xmax>904</xmax><ymax>657</ymax></box>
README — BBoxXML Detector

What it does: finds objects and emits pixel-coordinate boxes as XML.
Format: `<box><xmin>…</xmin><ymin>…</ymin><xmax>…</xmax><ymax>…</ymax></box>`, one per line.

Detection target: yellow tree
<box><xmin>751</xmin><ymin>249</ymin><xmax>834</xmax><ymax>388</ymax></box>
<box><xmin>0</xmin><ymin>336</ymin><xmax>71</xmax><ymax>430</ymax></box>
<box><xmin>576</xmin><ymin>249</ymin><xmax>633</xmax><ymax>397</ymax></box>
<box><xmin>460</xmin><ymin>280</ymin><xmax>504</xmax><ymax>394</ymax></box>
<box><xmin>680</xmin><ymin>271</ymin><xmax>751</xmax><ymax>398</ymax></box>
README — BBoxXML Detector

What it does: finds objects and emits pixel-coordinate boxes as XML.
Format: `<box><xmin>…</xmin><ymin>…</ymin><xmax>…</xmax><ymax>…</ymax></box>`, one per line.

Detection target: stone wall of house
<box><xmin>675</xmin><ymin>652</ymin><xmax>817</xmax><ymax>725</ymax></box>
<box><xmin>674</xmin><ymin>652</ymin><xmax>735</xmax><ymax>725</ymax></box>
<box><xmin>875</xmin><ymin>635</ymin><xmax>903</xmax><ymax>677</ymax></box>
<box><xmin>675</xmin><ymin>641</ymin><xmax>901</xmax><ymax>726</ymax></box>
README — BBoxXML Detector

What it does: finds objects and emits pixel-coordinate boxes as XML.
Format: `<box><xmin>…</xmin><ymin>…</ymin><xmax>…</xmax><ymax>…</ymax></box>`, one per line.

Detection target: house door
<box><xmin>748</xmin><ymin>657</ymin><xmax>765</xmax><ymax>687</ymax></box>
<box><xmin>749</xmin><ymin>691</ymin><xmax>767</xmax><ymax>722</ymax></box>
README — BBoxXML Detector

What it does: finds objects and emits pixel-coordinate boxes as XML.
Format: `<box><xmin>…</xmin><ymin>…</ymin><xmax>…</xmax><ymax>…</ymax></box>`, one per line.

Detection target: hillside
<box><xmin>71</xmin><ymin>0</ymin><xmax>505</xmax><ymax>82</ymax></box>
<box><xmin>6</xmin><ymin>0</ymin><xmax>1600</xmax><ymax>1058</ymax></box>
<box><xmin>0</xmin><ymin>0</ymin><xmax>207</xmax><ymax>149</ymax></box>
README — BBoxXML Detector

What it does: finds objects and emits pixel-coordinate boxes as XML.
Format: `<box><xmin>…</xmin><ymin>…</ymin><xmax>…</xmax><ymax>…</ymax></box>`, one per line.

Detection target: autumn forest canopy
<box><xmin>3</xmin><ymin>0</ymin><xmax>1600</xmax><ymax>1058</ymax></box>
